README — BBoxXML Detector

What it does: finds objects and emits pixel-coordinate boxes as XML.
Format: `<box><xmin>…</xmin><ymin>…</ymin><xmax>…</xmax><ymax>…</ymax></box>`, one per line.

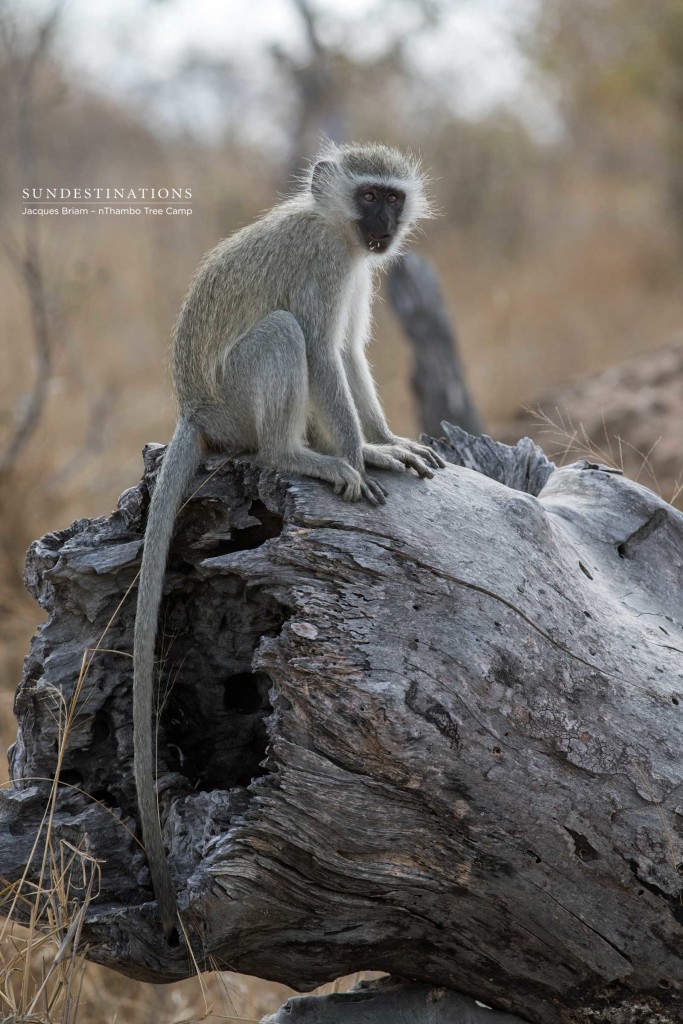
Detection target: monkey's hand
<box><xmin>363</xmin><ymin>440</ymin><xmax>445</xmax><ymax>479</ymax></box>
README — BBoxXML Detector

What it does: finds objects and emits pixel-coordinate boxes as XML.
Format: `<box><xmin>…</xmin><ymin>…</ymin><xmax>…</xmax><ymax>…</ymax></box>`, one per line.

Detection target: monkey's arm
<box><xmin>307</xmin><ymin>344</ymin><xmax>367</xmax><ymax>471</ymax></box>
<box><xmin>343</xmin><ymin>346</ymin><xmax>445</xmax><ymax>476</ymax></box>
<box><xmin>342</xmin><ymin>345</ymin><xmax>394</xmax><ymax>444</ymax></box>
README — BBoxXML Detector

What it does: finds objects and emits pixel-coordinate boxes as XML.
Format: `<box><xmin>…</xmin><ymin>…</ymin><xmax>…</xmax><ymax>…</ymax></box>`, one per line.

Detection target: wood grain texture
<box><xmin>2</xmin><ymin>429</ymin><xmax>683</xmax><ymax>1023</ymax></box>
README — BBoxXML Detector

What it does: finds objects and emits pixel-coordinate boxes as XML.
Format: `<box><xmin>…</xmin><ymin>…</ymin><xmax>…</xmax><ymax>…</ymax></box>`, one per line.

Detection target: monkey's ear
<box><xmin>311</xmin><ymin>159</ymin><xmax>336</xmax><ymax>197</ymax></box>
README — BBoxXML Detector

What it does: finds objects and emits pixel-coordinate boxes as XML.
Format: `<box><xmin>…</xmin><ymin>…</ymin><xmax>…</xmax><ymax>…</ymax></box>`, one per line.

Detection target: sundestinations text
<box><xmin>23</xmin><ymin>187</ymin><xmax>192</xmax><ymax>200</ymax></box>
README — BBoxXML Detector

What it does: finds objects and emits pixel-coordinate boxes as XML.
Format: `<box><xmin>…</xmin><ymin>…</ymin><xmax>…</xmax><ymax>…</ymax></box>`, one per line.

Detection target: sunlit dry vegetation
<box><xmin>1</xmin><ymin>0</ymin><xmax>683</xmax><ymax>1019</ymax></box>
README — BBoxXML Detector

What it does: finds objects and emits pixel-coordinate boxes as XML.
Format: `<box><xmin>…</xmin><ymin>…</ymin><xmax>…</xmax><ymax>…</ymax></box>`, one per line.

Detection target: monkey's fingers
<box><xmin>363</xmin><ymin>448</ymin><xmax>406</xmax><ymax>474</ymax></box>
<box><xmin>362</xmin><ymin>476</ymin><xmax>387</xmax><ymax>505</ymax></box>
<box><xmin>360</xmin><ymin>485</ymin><xmax>383</xmax><ymax>506</ymax></box>
<box><xmin>383</xmin><ymin>457</ymin><xmax>407</xmax><ymax>473</ymax></box>
<box><xmin>342</xmin><ymin>481</ymin><xmax>362</xmax><ymax>502</ymax></box>
<box><xmin>403</xmin><ymin>442</ymin><xmax>446</xmax><ymax>469</ymax></box>
<box><xmin>392</xmin><ymin>447</ymin><xmax>434</xmax><ymax>479</ymax></box>
<box><xmin>425</xmin><ymin>449</ymin><xmax>446</xmax><ymax>469</ymax></box>
<box><xmin>418</xmin><ymin>448</ymin><xmax>446</xmax><ymax>469</ymax></box>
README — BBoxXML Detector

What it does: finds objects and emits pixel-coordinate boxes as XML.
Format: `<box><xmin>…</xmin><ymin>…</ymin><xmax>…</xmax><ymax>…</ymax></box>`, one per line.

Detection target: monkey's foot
<box><xmin>363</xmin><ymin>440</ymin><xmax>444</xmax><ymax>478</ymax></box>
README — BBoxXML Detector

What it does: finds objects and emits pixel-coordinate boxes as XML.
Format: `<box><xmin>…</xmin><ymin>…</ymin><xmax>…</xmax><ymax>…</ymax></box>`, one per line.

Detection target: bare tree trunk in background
<box><xmin>388</xmin><ymin>254</ymin><xmax>484</xmax><ymax>436</ymax></box>
<box><xmin>273</xmin><ymin>0</ymin><xmax>347</xmax><ymax>182</ymax></box>
<box><xmin>2</xmin><ymin>426</ymin><xmax>682</xmax><ymax>1023</ymax></box>
<box><xmin>273</xmin><ymin>1</ymin><xmax>484</xmax><ymax>442</ymax></box>
<box><xmin>0</xmin><ymin>1</ymin><xmax>65</xmax><ymax>478</ymax></box>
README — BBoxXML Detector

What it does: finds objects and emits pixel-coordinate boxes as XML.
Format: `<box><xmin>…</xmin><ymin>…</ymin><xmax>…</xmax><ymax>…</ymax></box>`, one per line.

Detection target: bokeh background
<box><xmin>1</xmin><ymin>0</ymin><xmax>682</xmax><ymax>1019</ymax></box>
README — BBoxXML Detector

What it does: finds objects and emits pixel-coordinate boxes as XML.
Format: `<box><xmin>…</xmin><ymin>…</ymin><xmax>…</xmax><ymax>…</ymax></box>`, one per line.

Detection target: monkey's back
<box><xmin>172</xmin><ymin>198</ymin><xmax>352</xmax><ymax>418</ymax></box>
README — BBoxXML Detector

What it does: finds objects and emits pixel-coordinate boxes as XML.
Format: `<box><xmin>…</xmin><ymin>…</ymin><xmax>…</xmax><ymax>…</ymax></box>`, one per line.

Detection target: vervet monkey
<box><xmin>134</xmin><ymin>142</ymin><xmax>445</xmax><ymax>937</ymax></box>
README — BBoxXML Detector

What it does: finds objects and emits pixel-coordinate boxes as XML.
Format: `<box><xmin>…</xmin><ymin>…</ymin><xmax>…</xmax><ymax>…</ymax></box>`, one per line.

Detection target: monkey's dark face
<box><xmin>354</xmin><ymin>184</ymin><xmax>406</xmax><ymax>253</ymax></box>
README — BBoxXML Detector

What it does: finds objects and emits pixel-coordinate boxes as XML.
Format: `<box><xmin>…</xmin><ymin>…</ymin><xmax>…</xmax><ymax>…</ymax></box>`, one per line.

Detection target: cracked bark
<box><xmin>2</xmin><ymin>423</ymin><xmax>683</xmax><ymax>1024</ymax></box>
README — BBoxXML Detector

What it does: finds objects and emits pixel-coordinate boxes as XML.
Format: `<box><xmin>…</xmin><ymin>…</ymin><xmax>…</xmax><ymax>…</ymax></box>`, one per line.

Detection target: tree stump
<box><xmin>2</xmin><ymin>424</ymin><xmax>683</xmax><ymax>1024</ymax></box>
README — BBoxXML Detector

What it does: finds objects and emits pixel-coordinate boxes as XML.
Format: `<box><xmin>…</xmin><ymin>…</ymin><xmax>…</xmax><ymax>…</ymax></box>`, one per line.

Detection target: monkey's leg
<box><xmin>223</xmin><ymin>312</ymin><xmax>386</xmax><ymax>505</ymax></box>
<box><xmin>306</xmin><ymin>416</ymin><xmax>336</xmax><ymax>455</ymax></box>
<box><xmin>342</xmin><ymin>347</ymin><xmax>445</xmax><ymax>476</ymax></box>
<box><xmin>304</xmin><ymin>417</ymin><xmax>390</xmax><ymax>503</ymax></box>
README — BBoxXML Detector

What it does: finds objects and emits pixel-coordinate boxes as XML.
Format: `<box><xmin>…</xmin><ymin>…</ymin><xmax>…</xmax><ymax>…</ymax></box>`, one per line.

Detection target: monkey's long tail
<box><xmin>133</xmin><ymin>417</ymin><xmax>204</xmax><ymax>939</ymax></box>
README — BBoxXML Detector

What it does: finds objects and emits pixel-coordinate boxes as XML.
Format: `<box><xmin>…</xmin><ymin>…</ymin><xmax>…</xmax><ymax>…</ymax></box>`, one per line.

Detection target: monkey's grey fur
<box><xmin>134</xmin><ymin>141</ymin><xmax>444</xmax><ymax>938</ymax></box>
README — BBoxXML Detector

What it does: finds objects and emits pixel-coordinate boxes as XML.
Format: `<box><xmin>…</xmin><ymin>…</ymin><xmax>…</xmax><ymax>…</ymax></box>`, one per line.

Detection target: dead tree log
<box><xmin>388</xmin><ymin>255</ymin><xmax>484</xmax><ymax>436</ymax></box>
<box><xmin>2</xmin><ymin>424</ymin><xmax>683</xmax><ymax>1024</ymax></box>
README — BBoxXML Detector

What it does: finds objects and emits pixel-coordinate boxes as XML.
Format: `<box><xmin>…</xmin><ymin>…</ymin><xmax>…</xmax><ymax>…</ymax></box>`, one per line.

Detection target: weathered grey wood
<box><xmin>261</xmin><ymin>977</ymin><xmax>526</xmax><ymax>1023</ymax></box>
<box><xmin>427</xmin><ymin>422</ymin><xmax>557</xmax><ymax>495</ymax></box>
<box><xmin>387</xmin><ymin>254</ymin><xmax>484</xmax><ymax>435</ymax></box>
<box><xmin>2</xmin><ymin>428</ymin><xmax>683</xmax><ymax>1024</ymax></box>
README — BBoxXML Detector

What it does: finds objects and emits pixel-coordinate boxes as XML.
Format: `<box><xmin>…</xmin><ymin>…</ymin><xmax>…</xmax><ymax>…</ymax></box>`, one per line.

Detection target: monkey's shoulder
<box><xmin>204</xmin><ymin>205</ymin><xmax>349</xmax><ymax>279</ymax></box>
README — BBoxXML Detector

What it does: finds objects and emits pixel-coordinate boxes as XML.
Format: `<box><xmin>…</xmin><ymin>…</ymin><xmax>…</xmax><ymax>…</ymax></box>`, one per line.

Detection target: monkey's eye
<box><xmin>283</xmin><ymin>1003</ymin><xmax>292</xmax><ymax>1014</ymax></box>
<box><xmin>387</xmin><ymin>192</ymin><xmax>399</xmax><ymax>205</ymax></box>
<box><xmin>362</xmin><ymin>190</ymin><xmax>376</xmax><ymax>203</ymax></box>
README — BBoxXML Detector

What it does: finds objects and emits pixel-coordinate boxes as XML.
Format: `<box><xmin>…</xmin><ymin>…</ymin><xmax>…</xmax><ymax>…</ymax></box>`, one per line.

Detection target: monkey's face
<box><xmin>354</xmin><ymin>184</ymin><xmax>406</xmax><ymax>253</ymax></box>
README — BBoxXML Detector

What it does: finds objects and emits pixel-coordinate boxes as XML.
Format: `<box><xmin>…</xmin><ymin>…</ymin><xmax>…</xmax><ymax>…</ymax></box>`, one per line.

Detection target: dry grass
<box><xmin>0</xmin><ymin>542</ymin><xmax>379</xmax><ymax>1023</ymax></box>
<box><xmin>524</xmin><ymin>406</ymin><xmax>683</xmax><ymax>501</ymax></box>
<box><xmin>1</xmin><ymin>652</ymin><xmax>104</xmax><ymax>1023</ymax></box>
<box><xmin>496</xmin><ymin>330</ymin><xmax>683</xmax><ymax>506</ymax></box>
<box><xmin>1</xmin><ymin>916</ymin><xmax>375</xmax><ymax>1024</ymax></box>
<box><xmin>1</xmin><ymin>910</ymin><xmax>375</xmax><ymax>1024</ymax></box>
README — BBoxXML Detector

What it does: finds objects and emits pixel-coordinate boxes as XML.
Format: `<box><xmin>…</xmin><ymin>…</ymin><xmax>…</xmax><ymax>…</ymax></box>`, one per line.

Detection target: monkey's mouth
<box><xmin>367</xmin><ymin>235</ymin><xmax>391</xmax><ymax>252</ymax></box>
